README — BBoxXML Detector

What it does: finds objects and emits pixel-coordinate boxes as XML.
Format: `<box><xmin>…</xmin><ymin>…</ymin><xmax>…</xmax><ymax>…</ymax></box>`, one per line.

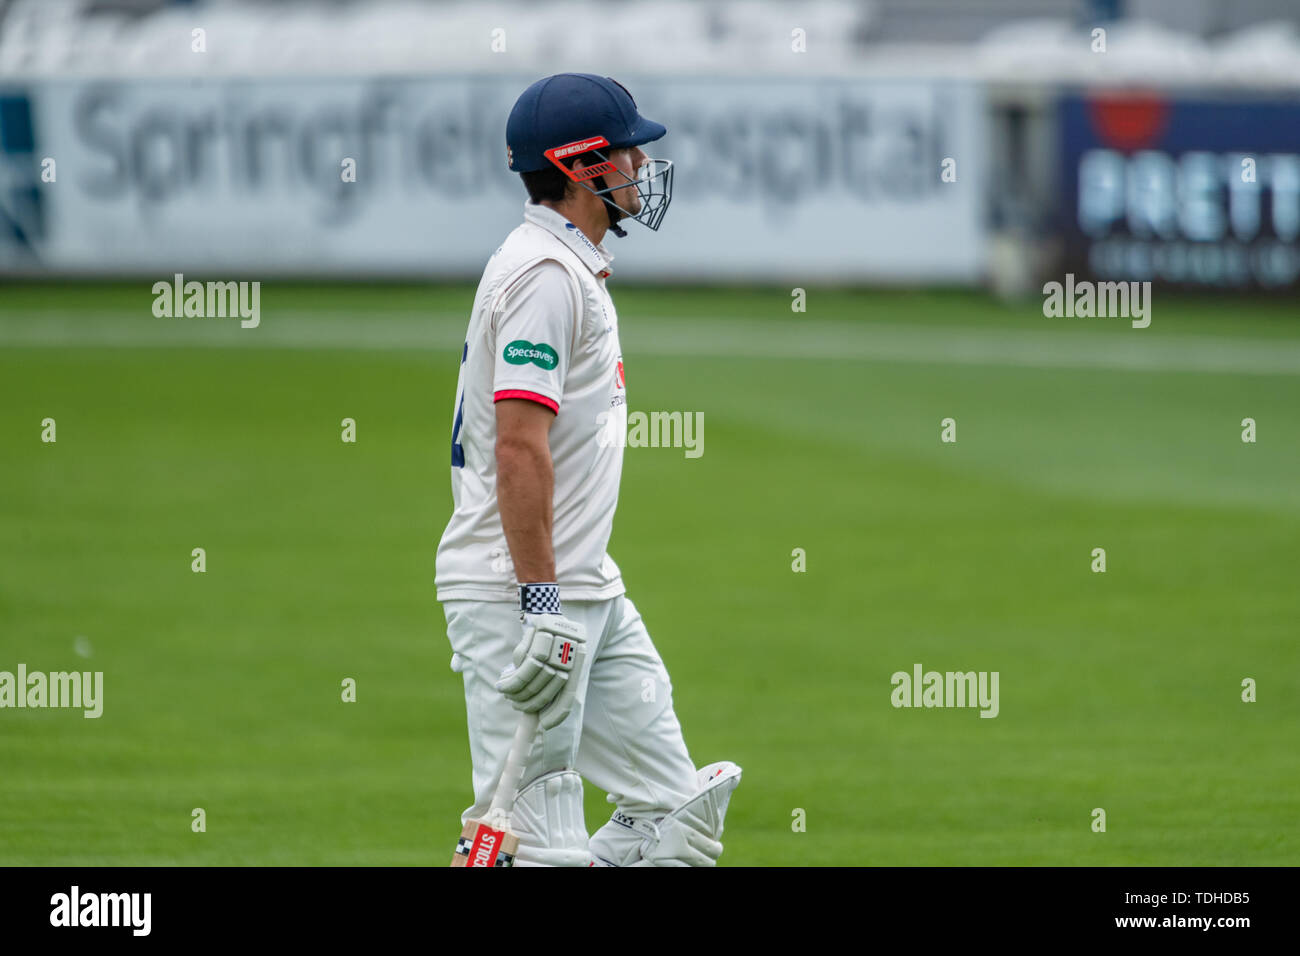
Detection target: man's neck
<box><xmin>539</xmin><ymin>198</ymin><xmax>606</xmax><ymax>246</ymax></box>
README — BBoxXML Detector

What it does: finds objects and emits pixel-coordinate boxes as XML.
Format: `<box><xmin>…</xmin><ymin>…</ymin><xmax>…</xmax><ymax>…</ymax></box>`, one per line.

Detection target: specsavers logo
<box><xmin>503</xmin><ymin>340</ymin><xmax>558</xmax><ymax>370</ymax></box>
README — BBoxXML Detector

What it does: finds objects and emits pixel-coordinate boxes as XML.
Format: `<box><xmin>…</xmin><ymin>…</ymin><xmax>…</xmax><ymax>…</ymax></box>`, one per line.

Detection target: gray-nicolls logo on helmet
<box><xmin>506</xmin><ymin>73</ymin><xmax>673</xmax><ymax>237</ymax></box>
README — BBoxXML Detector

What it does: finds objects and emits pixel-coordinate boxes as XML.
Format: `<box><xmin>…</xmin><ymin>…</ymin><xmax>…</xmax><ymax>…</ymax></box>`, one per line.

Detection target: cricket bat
<box><xmin>451</xmin><ymin>710</ymin><xmax>540</xmax><ymax>867</ymax></box>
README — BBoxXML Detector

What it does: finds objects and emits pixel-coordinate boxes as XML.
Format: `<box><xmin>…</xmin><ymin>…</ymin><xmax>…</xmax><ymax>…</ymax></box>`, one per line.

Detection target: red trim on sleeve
<box><xmin>494</xmin><ymin>389</ymin><xmax>559</xmax><ymax>413</ymax></box>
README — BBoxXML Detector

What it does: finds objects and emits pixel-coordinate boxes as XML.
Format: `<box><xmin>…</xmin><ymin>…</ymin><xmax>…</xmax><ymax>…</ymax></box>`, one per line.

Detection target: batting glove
<box><xmin>496</xmin><ymin>584</ymin><xmax>587</xmax><ymax>731</ymax></box>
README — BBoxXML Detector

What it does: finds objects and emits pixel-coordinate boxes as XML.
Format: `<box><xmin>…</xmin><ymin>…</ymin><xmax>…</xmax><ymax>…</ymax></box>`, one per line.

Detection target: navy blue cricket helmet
<box><xmin>506</xmin><ymin>73</ymin><xmax>674</xmax><ymax>234</ymax></box>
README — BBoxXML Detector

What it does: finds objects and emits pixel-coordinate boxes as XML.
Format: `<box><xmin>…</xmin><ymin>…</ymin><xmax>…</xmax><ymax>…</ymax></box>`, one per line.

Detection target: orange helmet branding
<box><xmin>545</xmin><ymin>136</ymin><xmax>617</xmax><ymax>182</ymax></box>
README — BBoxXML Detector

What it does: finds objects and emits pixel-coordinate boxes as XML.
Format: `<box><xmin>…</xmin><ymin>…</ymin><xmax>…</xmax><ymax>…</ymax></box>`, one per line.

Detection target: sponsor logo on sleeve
<box><xmin>503</xmin><ymin>340</ymin><xmax>559</xmax><ymax>370</ymax></box>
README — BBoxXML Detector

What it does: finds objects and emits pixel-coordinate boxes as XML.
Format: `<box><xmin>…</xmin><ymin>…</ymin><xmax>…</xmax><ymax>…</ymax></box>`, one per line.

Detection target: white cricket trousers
<box><xmin>443</xmin><ymin>595</ymin><xmax>699</xmax><ymax>852</ymax></box>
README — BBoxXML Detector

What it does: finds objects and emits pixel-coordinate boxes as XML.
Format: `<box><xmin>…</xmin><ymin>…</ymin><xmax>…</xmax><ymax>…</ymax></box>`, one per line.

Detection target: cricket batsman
<box><xmin>436</xmin><ymin>73</ymin><xmax>741</xmax><ymax>866</ymax></box>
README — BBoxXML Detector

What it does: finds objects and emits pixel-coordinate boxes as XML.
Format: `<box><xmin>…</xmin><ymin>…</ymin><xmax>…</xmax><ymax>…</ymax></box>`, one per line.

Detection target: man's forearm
<box><xmin>496</xmin><ymin>439</ymin><xmax>556</xmax><ymax>584</ymax></box>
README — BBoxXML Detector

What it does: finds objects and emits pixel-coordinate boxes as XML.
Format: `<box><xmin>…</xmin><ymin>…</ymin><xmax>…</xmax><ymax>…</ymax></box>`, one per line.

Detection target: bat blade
<box><xmin>450</xmin><ymin>817</ymin><xmax>521</xmax><ymax>868</ymax></box>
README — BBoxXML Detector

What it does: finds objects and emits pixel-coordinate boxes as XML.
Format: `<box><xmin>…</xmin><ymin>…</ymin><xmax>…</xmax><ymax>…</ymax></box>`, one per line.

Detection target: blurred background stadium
<box><xmin>1</xmin><ymin>0</ymin><xmax>1297</xmax><ymax>866</ymax></box>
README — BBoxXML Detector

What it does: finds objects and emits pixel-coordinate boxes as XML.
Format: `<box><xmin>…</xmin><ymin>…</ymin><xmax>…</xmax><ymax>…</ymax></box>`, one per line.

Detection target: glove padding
<box><xmin>638</xmin><ymin>819</ymin><xmax>723</xmax><ymax>867</ymax></box>
<box><xmin>496</xmin><ymin>613</ymin><xmax>587</xmax><ymax>730</ymax></box>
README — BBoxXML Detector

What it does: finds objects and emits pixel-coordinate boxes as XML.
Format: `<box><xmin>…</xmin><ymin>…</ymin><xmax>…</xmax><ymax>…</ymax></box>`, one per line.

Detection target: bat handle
<box><xmin>487</xmin><ymin>711</ymin><xmax>540</xmax><ymax>825</ymax></box>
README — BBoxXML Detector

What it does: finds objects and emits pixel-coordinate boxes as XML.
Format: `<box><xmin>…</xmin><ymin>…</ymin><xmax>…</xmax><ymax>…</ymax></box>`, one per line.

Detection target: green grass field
<box><xmin>1</xmin><ymin>282</ymin><xmax>1297</xmax><ymax>865</ymax></box>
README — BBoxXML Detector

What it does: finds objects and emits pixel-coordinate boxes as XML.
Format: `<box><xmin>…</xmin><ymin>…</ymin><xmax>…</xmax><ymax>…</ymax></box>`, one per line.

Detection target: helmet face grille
<box><xmin>633</xmin><ymin>159</ymin><xmax>673</xmax><ymax>231</ymax></box>
<box><xmin>583</xmin><ymin>154</ymin><xmax>674</xmax><ymax>233</ymax></box>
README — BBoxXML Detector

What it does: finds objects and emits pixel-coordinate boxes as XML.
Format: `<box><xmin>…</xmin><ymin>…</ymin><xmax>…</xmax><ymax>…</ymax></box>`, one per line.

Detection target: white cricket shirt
<box><xmin>435</xmin><ymin>201</ymin><xmax>629</xmax><ymax>602</ymax></box>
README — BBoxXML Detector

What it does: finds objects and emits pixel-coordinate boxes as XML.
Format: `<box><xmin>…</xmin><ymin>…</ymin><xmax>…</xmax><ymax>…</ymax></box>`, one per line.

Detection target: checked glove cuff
<box><xmin>519</xmin><ymin>582</ymin><xmax>561</xmax><ymax>615</ymax></box>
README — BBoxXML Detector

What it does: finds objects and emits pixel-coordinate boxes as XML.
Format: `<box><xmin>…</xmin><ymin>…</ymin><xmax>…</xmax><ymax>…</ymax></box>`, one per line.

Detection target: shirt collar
<box><xmin>523</xmin><ymin>201</ymin><xmax>615</xmax><ymax>279</ymax></box>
